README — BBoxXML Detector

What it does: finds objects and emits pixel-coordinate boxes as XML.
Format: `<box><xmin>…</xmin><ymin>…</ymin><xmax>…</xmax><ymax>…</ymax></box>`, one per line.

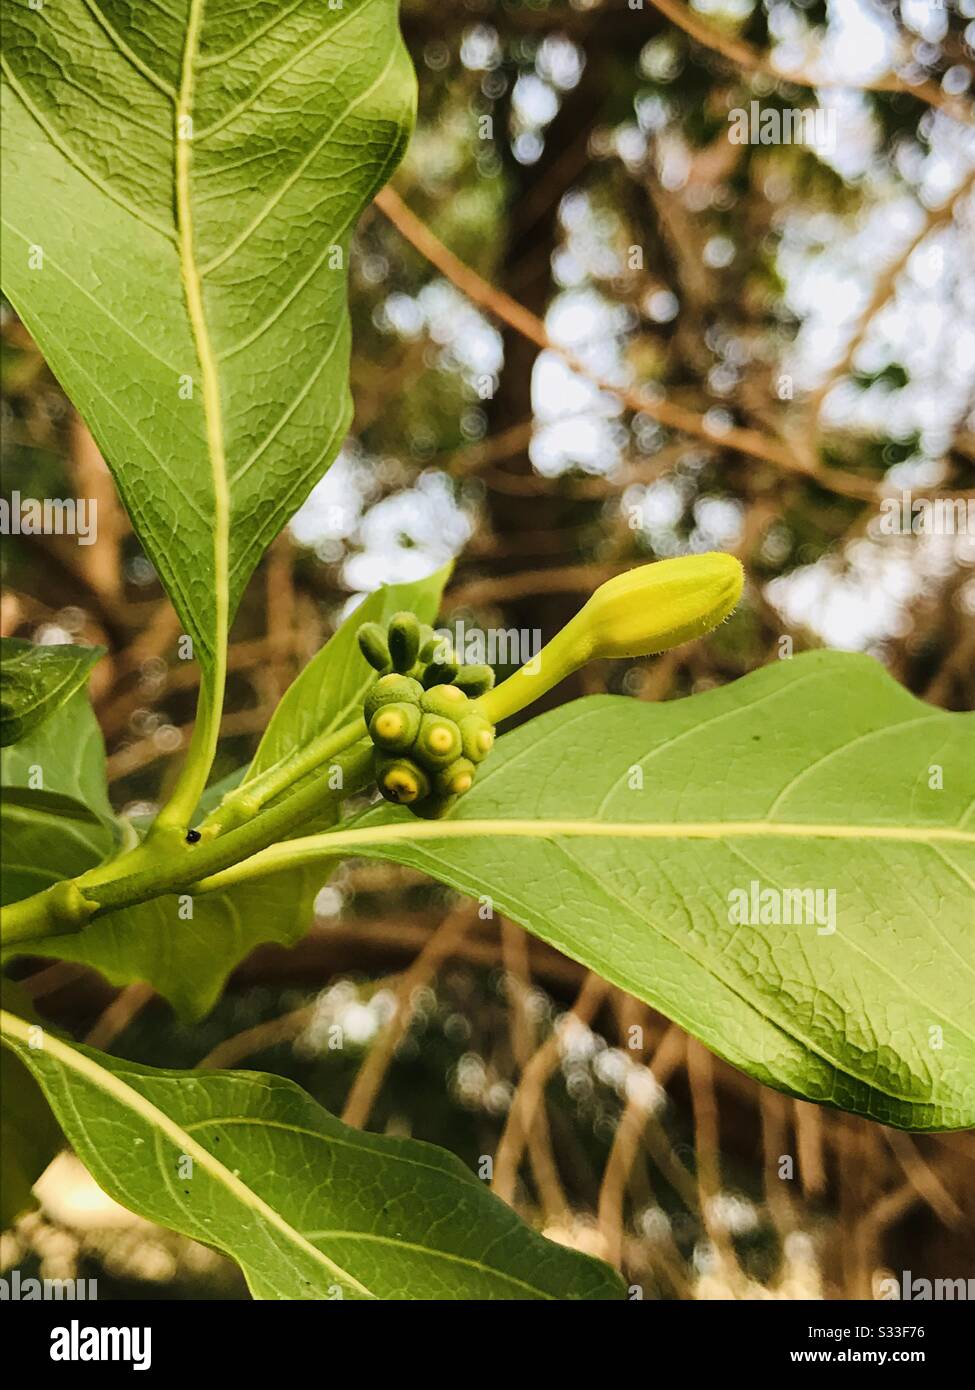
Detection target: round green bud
<box><xmin>387</xmin><ymin>611</ymin><xmax>421</xmax><ymax>673</ymax></box>
<box><xmin>434</xmin><ymin>756</ymin><xmax>476</xmax><ymax>798</ymax></box>
<box><xmin>376</xmin><ymin>755</ymin><xmax>429</xmax><ymax>806</ymax></box>
<box><xmin>410</xmin><ymin>793</ymin><xmax>458</xmax><ymax>820</ymax></box>
<box><xmin>369</xmin><ymin>701</ymin><xmax>421</xmax><ymax>752</ymax></box>
<box><xmin>419</xmin><ymin>631</ymin><xmax>448</xmax><ymax>664</ymax></box>
<box><xmin>420</xmin><ymin>683</ymin><xmax>469</xmax><ymax>718</ymax></box>
<box><xmin>422</xmin><ymin>658</ymin><xmax>460</xmax><ymax>689</ymax></box>
<box><xmin>453</xmin><ymin>664</ymin><xmax>496</xmax><ymax>697</ymax></box>
<box><xmin>363</xmin><ymin>673</ymin><xmax>423</xmax><ymax>724</ymax></box>
<box><xmin>414</xmin><ymin>712</ymin><xmax>462</xmax><ymax>768</ymax></box>
<box><xmin>358</xmin><ymin>622</ymin><xmax>390</xmax><ymax>672</ymax></box>
<box><xmin>458</xmin><ymin>713</ymin><xmax>495</xmax><ymax>764</ymax></box>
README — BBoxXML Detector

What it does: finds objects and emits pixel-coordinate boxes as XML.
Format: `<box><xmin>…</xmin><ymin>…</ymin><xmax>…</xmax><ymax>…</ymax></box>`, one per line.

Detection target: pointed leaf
<box><xmin>298</xmin><ymin>653</ymin><xmax>975</xmax><ymax>1131</ymax></box>
<box><xmin>1</xmin><ymin>0</ymin><xmax>415</xmax><ymax>669</ymax></box>
<box><xmin>1</xmin><ymin>1011</ymin><xmax>623</xmax><ymax>1301</ymax></box>
<box><xmin>0</xmin><ymin>637</ymin><xmax>103</xmax><ymax>747</ymax></box>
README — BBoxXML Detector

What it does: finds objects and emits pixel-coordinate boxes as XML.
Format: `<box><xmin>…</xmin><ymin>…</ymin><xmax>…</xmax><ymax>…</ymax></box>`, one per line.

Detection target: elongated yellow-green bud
<box><xmin>388</xmin><ymin>611</ymin><xmax>421</xmax><ymax>673</ymax></box>
<box><xmin>476</xmin><ymin>553</ymin><xmax>743</xmax><ymax>725</ymax></box>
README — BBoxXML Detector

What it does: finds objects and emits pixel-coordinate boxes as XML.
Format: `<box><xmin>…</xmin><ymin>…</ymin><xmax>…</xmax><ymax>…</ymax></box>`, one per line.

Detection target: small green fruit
<box><xmin>458</xmin><ymin>713</ymin><xmax>495</xmax><ymax>763</ymax></box>
<box><xmin>415</xmin><ymin>713</ymin><xmax>462</xmax><ymax>768</ymax></box>
<box><xmin>369</xmin><ymin>701</ymin><xmax>421</xmax><ymax>752</ymax></box>
<box><xmin>434</xmin><ymin>757</ymin><xmax>476</xmax><ymax>797</ymax></box>
<box><xmin>376</xmin><ymin>755</ymin><xmax>429</xmax><ymax>805</ymax></box>
<box><xmin>420</xmin><ymin>683</ymin><xmax>469</xmax><ymax>718</ymax></box>
<box><xmin>363</xmin><ymin>673</ymin><xmax>423</xmax><ymax>724</ymax></box>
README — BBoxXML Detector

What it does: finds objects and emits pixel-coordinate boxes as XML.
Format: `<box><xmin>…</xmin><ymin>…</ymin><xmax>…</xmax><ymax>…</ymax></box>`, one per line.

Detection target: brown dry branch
<box><xmin>646</xmin><ymin>0</ymin><xmax>975</xmax><ymax>124</ymax></box>
<box><xmin>83</xmin><ymin>982</ymin><xmax>155</xmax><ymax>1051</ymax></box>
<box><xmin>500</xmin><ymin>920</ymin><xmax>572</xmax><ymax>1225</ymax></box>
<box><xmin>376</xmin><ymin>186</ymin><xmax>895</xmax><ymax>503</ymax></box>
<box><xmin>492</xmin><ymin>972</ymin><xmax>611</xmax><ymax>1205</ymax></box>
<box><xmin>340</xmin><ymin>902</ymin><xmax>477</xmax><ymax>1129</ymax></box>
<box><xmin>810</xmin><ymin>168</ymin><xmax>975</xmax><ymax>418</ymax></box>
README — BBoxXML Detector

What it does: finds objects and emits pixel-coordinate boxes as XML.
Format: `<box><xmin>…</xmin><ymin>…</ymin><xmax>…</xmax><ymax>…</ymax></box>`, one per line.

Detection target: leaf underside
<box><xmin>332</xmin><ymin>652</ymin><xmax>975</xmax><ymax>1131</ymax></box>
<box><xmin>1</xmin><ymin>1013</ymin><xmax>623</xmax><ymax>1301</ymax></box>
<box><xmin>1</xmin><ymin>0</ymin><xmax>416</xmax><ymax>669</ymax></box>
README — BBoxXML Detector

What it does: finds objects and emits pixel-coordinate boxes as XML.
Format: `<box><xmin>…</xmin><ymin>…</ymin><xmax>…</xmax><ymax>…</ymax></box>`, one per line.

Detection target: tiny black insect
<box><xmin>185</xmin><ymin>829</ymin><xmax>202</xmax><ymax>844</ymax></box>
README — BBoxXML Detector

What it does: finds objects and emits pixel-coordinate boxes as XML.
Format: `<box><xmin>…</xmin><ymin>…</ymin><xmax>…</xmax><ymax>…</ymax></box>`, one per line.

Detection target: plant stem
<box><xmin>0</xmin><ymin>742</ymin><xmax>376</xmax><ymax>946</ymax></box>
<box><xmin>152</xmin><ymin>672</ymin><xmax>225</xmax><ymax>835</ymax></box>
<box><xmin>202</xmin><ymin>716</ymin><xmax>367</xmax><ymax>834</ymax></box>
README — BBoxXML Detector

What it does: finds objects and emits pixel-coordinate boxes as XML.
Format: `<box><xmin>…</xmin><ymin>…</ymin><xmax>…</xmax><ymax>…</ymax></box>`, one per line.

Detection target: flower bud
<box><xmin>387</xmin><ymin>611</ymin><xmax>421</xmax><ymax>673</ymax></box>
<box><xmin>477</xmin><ymin>554</ymin><xmax>743</xmax><ymax>725</ymax></box>
<box><xmin>358</xmin><ymin>622</ymin><xmax>390</xmax><ymax>673</ymax></box>
<box><xmin>453</xmin><ymin>664</ymin><xmax>495</xmax><ymax>697</ymax></box>
<box><xmin>422</xmin><ymin>658</ymin><xmax>460</xmax><ymax>689</ymax></box>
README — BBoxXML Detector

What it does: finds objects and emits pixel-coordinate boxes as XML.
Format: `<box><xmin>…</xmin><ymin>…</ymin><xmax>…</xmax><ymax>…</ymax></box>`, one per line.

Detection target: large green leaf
<box><xmin>0</xmin><ymin>984</ymin><xmax>63</xmax><ymax>1229</ymax></box>
<box><xmin>0</xmin><ymin>637</ymin><xmax>103</xmax><ymax>747</ymax></box>
<box><xmin>0</xmin><ymin>689</ymin><xmax>115</xmax><ymax>904</ymax></box>
<box><xmin>1</xmin><ymin>0</ymin><xmax>415</xmax><ymax>673</ymax></box>
<box><xmin>285</xmin><ymin>652</ymin><xmax>975</xmax><ymax>1131</ymax></box>
<box><xmin>0</xmin><ymin>1010</ymin><xmax>623</xmax><ymax>1300</ymax></box>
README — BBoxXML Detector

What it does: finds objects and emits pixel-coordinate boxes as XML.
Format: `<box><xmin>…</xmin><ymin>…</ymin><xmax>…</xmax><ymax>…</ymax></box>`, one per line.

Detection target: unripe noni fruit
<box><xmin>369</xmin><ymin>701</ymin><xmax>421</xmax><ymax>752</ymax></box>
<box><xmin>411</xmin><ymin>793</ymin><xmax>458</xmax><ymax>820</ymax></box>
<box><xmin>458</xmin><ymin>712</ymin><xmax>495</xmax><ymax>763</ymax></box>
<box><xmin>375</xmin><ymin>754</ymin><xmax>429</xmax><ymax>805</ymax></box>
<box><xmin>434</xmin><ymin>757</ymin><xmax>476</xmax><ymax>797</ymax></box>
<box><xmin>420</xmin><ymin>683</ymin><xmax>469</xmax><ymax>718</ymax></box>
<box><xmin>414</xmin><ymin>713</ymin><xmax>462</xmax><ymax>768</ymax></box>
<box><xmin>363</xmin><ymin>673</ymin><xmax>423</xmax><ymax>725</ymax></box>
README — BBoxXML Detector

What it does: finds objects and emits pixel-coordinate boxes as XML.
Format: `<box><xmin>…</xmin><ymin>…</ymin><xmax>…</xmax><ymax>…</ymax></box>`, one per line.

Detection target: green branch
<box><xmin>0</xmin><ymin>739</ymin><xmax>375</xmax><ymax>948</ymax></box>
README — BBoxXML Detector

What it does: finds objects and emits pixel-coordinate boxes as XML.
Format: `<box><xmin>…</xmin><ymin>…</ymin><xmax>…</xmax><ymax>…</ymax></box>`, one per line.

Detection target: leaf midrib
<box><xmin>175</xmin><ymin>0</ymin><xmax>229</xmax><ymax>679</ymax></box>
<box><xmin>290</xmin><ymin>817</ymin><xmax>975</xmax><ymax>853</ymax></box>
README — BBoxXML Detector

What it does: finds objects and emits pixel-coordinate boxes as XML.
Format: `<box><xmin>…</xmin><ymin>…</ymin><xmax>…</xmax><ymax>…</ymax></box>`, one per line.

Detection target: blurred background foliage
<box><xmin>2</xmin><ymin>0</ymin><xmax>974</xmax><ymax>1300</ymax></box>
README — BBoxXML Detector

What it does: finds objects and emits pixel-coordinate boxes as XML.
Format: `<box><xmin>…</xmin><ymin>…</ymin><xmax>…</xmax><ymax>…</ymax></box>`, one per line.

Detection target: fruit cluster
<box><xmin>358</xmin><ymin>613</ymin><xmax>496</xmax><ymax>819</ymax></box>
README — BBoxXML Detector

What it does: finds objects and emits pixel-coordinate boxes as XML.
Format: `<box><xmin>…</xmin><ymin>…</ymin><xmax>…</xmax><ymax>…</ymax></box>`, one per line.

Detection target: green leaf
<box><xmin>0</xmin><ymin>985</ymin><xmax>63</xmax><ymax>1229</ymax></box>
<box><xmin>30</xmin><ymin>854</ymin><xmax>327</xmax><ymax>1022</ymax></box>
<box><xmin>0</xmin><ymin>1010</ymin><xmax>623</xmax><ymax>1301</ymax></box>
<box><xmin>0</xmin><ymin>689</ymin><xmax>115</xmax><ymax>905</ymax></box>
<box><xmin>0</xmin><ymin>637</ymin><xmax>103</xmax><ymax>747</ymax></box>
<box><xmin>308</xmin><ymin>652</ymin><xmax>975</xmax><ymax>1131</ymax></box>
<box><xmin>1</xmin><ymin>0</ymin><xmax>416</xmax><ymax>698</ymax></box>
<box><xmin>246</xmin><ymin>565</ymin><xmax>451</xmax><ymax>782</ymax></box>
